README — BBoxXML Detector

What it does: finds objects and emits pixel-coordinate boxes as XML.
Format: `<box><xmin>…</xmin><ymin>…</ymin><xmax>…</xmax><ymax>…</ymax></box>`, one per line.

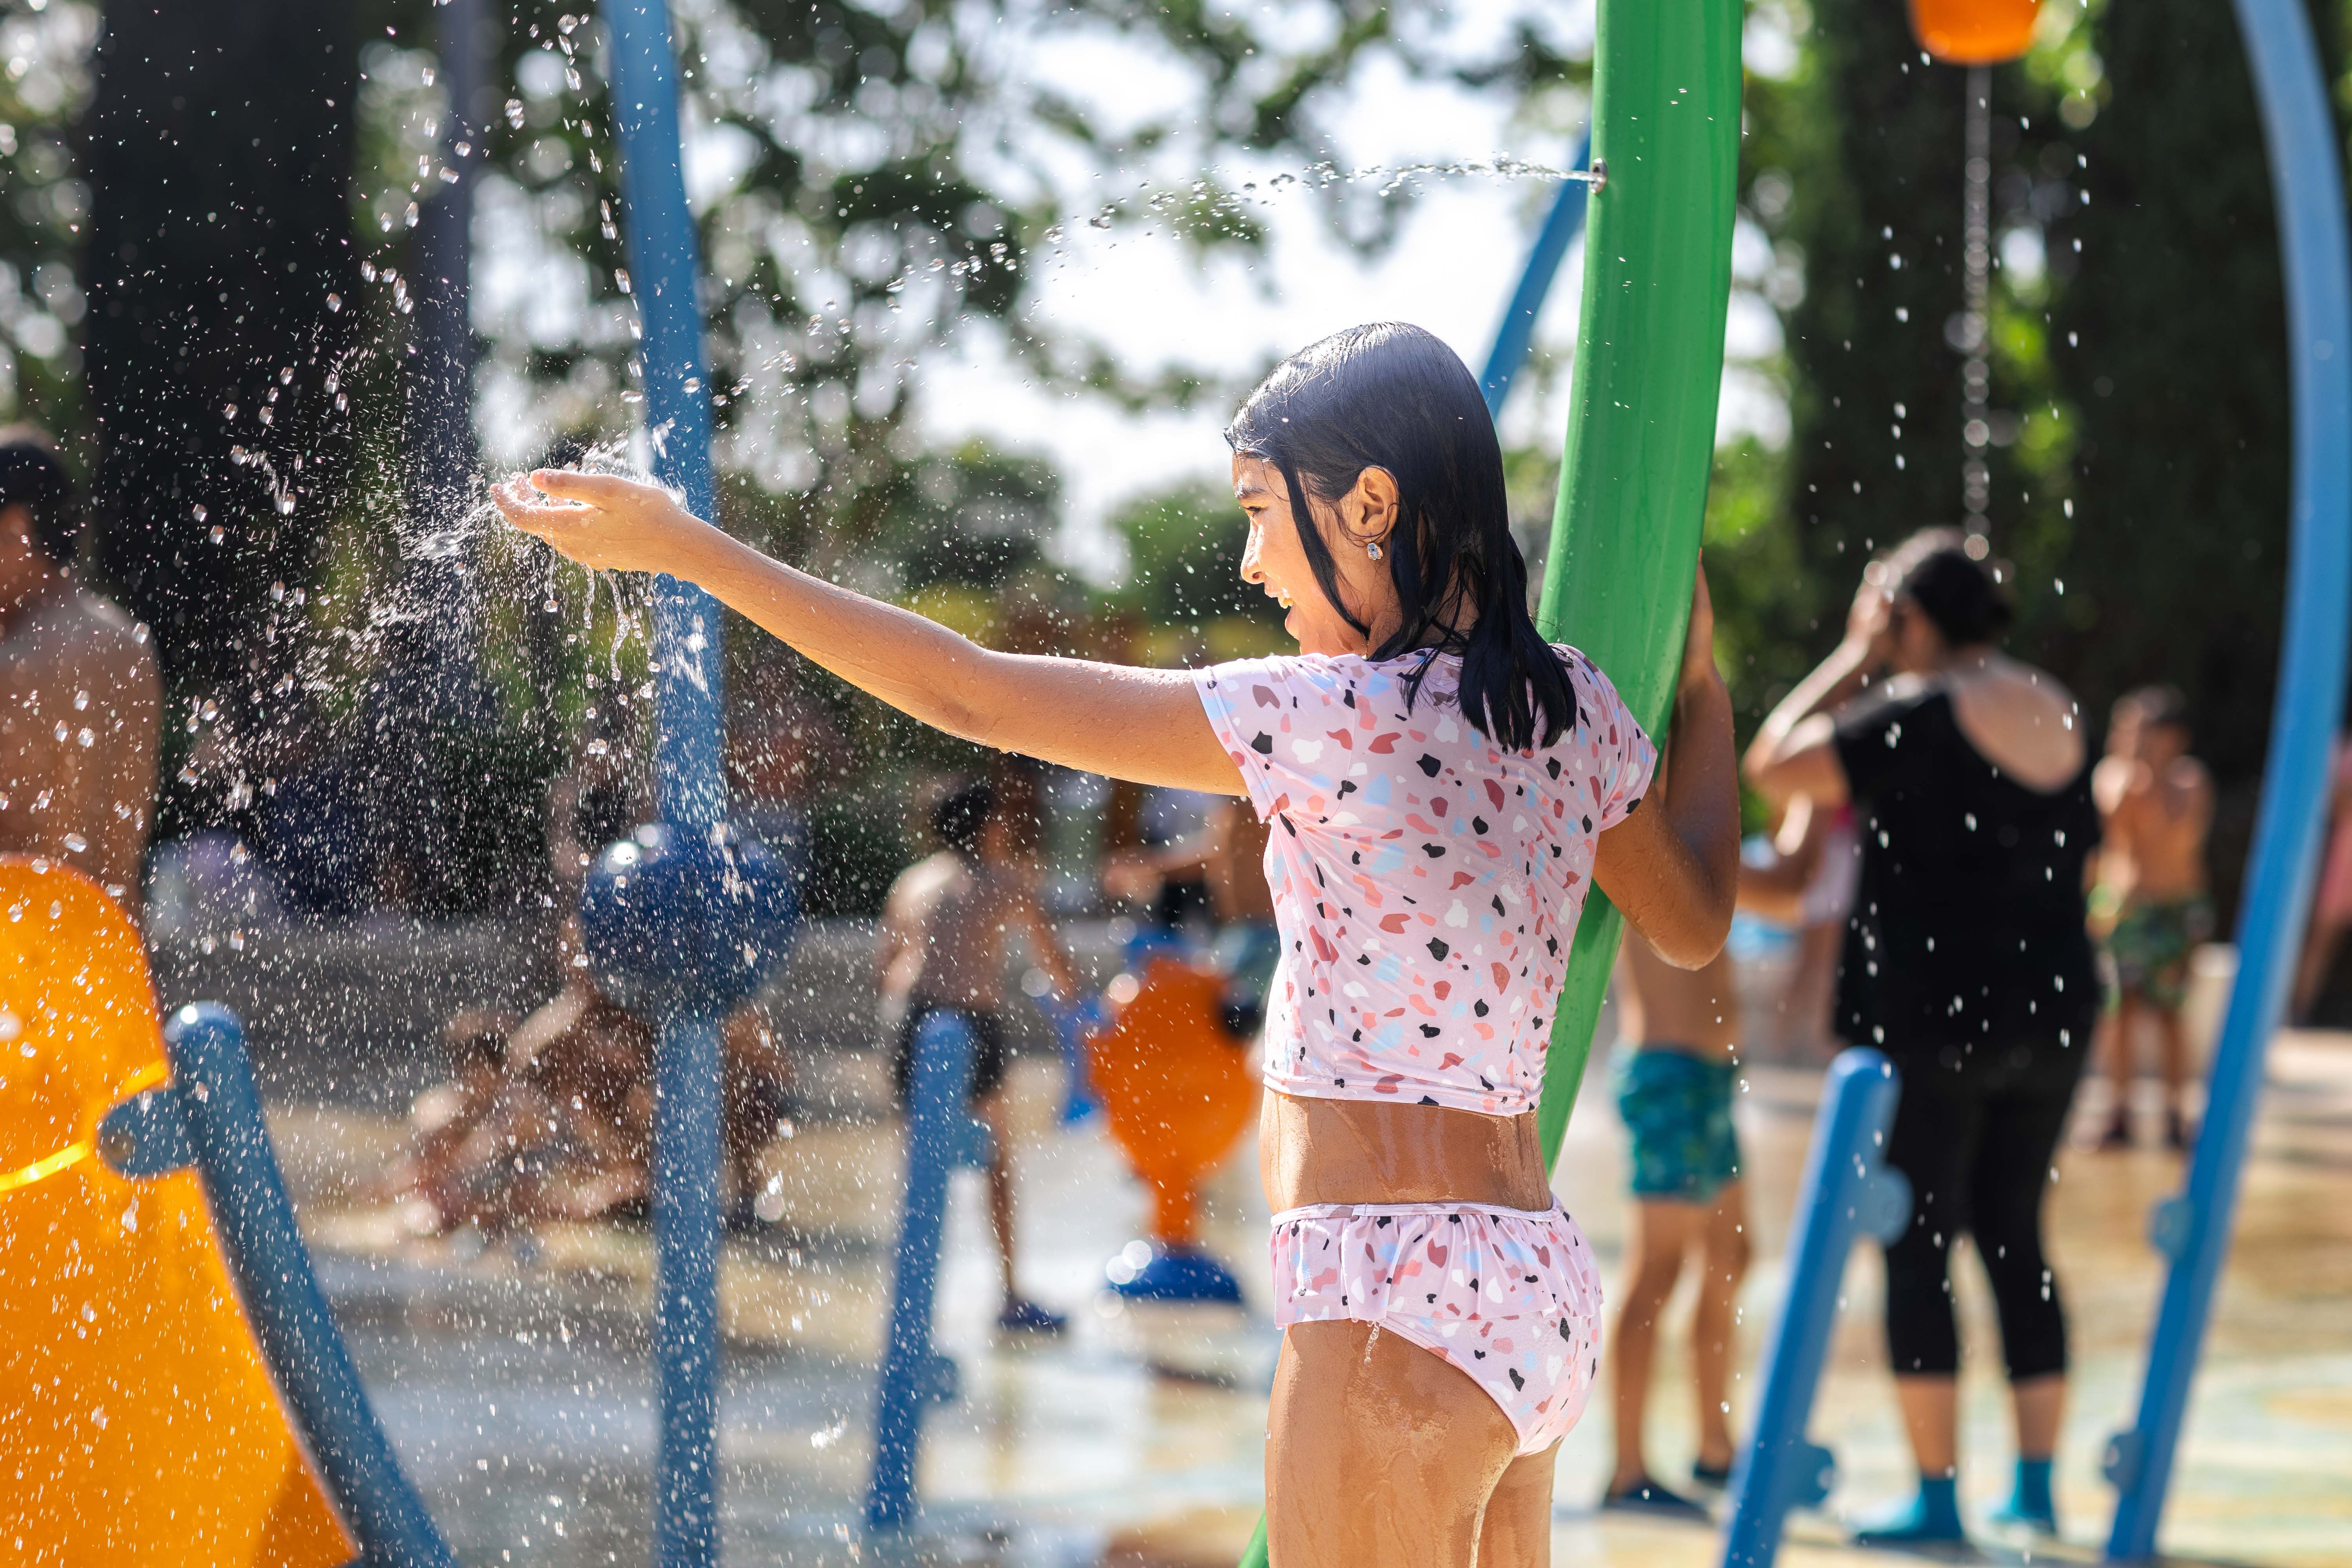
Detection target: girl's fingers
<box><xmin>529</xmin><ymin>468</ymin><xmax>641</xmax><ymax>506</ymax></box>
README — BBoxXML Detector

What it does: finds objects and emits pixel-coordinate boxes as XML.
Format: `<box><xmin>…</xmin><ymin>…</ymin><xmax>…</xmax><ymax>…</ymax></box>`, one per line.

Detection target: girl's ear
<box><xmin>1345</xmin><ymin>466</ymin><xmax>1401</xmax><ymax>550</ymax></box>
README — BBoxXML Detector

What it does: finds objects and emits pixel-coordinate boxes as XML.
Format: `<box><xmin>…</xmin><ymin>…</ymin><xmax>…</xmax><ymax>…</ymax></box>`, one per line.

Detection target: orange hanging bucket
<box><xmin>1908</xmin><ymin>0</ymin><xmax>2042</xmax><ymax>64</ymax></box>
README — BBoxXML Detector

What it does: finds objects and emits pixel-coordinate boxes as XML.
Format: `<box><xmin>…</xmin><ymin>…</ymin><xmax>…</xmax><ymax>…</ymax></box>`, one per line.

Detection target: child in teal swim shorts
<box><xmin>1602</xmin><ymin>935</ymin><xmax>1751</xmax><ymax>1518</ymax></box>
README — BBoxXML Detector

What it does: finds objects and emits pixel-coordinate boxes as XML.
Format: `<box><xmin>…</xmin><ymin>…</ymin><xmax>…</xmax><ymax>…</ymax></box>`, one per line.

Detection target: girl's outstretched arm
<box><xmin>1592</xmin><ymin>567</ymin><xmax>1741</xmax><ymax>969</ymax></box>
<box><xmin>496</xmin><ymin>470</ymin><xmax>1243</xmax><ymax>796</ymax></box>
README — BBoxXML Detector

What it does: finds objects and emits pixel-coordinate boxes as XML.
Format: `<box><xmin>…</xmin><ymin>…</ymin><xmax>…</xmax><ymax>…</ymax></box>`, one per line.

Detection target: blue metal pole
<box><xmin>865</xmin><ymin>1013</ymin><xmax>985</xmax><ymax>1530</ymax></box>
<box><xmin>161</xmin><ymin>1005</ymin><xmax>459</xmax><ymax>1568</ymax></box>
<box><xmin>1719</xmin><ymin>1049</ymin><xmax>1911</xmax><ymax>1568</ymax></box>
<box><xmin>1479</xmin><ymin>128</ymin><xmax>1593</xmax><ymax>421</ymax></box>
<box><xmin>2102</xmin><ymin>0</ymin><xmax>2352</xmax><ymax>1556</ymax></box>
<box><xmin>602</xmin><ymin>3</ymin><xmax>731</xmax><ymax>1564</ymax></box>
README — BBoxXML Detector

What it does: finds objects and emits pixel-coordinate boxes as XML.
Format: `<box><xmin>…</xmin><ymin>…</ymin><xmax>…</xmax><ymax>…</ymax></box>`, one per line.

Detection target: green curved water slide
<box><xmin>1238</xmin><ymin>0</ymin><xmax>1740</xmax><ymax>1559</ymax></box>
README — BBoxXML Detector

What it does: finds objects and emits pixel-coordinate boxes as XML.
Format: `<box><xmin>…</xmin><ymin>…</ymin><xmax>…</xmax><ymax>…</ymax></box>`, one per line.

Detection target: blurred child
<box><xmin>0</xmin><ymin>428</ymin><xmax>160</xmax><ymax>915</ymax></box>
<box><xmin>876</xmin><ymin>775</ymin><xmax>1080</xmax><ymax>1334</ymax></box>
<box><xmin>1602</xmin><ymin>935</ymin><xmax>1751</xmax><ymax>1517</ymax></box>
<box><xmin>1103</xmin><ymin>794</ymin><xmax>1278</xmax><ymax>1035</ymax></box>
<box><xmin>2091</xmin><ymin>687</ymin><xmax>2214</xmax><ymax>1151</ymax></box>
<box><xmin>2291</xmin><ymin>735</ymin><xmax>2352</xmax><ymax>1022</ymax></box>
<box><xmin>1735</xmin><ymin>794</ymin><xmax>1858</xmax><ymax>1057</ymax></box>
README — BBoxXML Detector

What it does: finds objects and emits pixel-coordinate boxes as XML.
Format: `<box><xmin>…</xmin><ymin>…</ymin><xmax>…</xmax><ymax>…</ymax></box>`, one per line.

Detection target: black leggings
<box><xmin>1880</xmin><ymin>1037</ymin><xmax>2087</xmax><ymax>1382</ymax></box>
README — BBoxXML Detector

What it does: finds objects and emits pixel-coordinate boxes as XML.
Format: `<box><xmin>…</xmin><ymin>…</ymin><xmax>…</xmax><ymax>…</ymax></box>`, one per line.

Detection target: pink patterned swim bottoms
<box><xmin>1269</xmin><ymin>1200</ymin><xmax>1605</xmax><ymax>1456</ymax></box>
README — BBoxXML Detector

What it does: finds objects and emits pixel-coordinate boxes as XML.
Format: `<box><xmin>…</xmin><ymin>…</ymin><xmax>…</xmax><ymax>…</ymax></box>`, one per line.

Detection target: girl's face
<box><xmin>1232</xmin><ymin>454</ymin><xmax>1400</xmax><ymax>657</ymax></box>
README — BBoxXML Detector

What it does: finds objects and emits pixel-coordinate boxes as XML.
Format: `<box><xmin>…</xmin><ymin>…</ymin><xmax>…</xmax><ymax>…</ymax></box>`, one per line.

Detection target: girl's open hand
<box><xmin>493</xmin><ymin>469</ymin><xmax>716</xmax><ymax>577</ymax></box>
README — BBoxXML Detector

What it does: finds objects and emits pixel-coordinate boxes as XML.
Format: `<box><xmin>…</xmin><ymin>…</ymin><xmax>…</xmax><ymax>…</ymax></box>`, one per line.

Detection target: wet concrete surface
<box><xmin>278</xmin><ymin>1032</ymin><xmax>2352</xmax><ymax>1567</ymax></box>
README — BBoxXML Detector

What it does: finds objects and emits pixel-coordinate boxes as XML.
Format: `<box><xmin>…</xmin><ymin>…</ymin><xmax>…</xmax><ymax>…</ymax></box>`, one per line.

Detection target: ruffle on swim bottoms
<box><xmin>1267</xmin><ymin>1200</ymin><xmax>1602</xmax><ymax>1326</ymax></box>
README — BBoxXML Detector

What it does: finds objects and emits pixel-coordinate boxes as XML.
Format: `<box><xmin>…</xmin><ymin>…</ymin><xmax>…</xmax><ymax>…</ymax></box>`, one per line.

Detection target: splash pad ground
<box><xmin>259</xmin><ymin>1005</ymin><xmax>2352</xmax><ymax>1567</ymax></box>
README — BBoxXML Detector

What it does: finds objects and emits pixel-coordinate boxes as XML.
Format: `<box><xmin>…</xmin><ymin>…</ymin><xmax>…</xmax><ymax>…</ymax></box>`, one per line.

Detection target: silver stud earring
<box><xmin>1366</xmin><ymin>540</ymin><xmax>1383</xmax><ymax>561</ymax></box>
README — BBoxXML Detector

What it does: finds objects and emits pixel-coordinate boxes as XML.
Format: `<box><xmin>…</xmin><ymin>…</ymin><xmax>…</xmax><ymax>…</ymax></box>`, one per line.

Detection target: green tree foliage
<box><xmin>1717</xmin><ymin>0</ymin><xmax>2067</xmax><ymax>714</ymax></box>
<box><xmin>0</xmin><ymin>2</ymin><xmax>94</xmax><ymax>443</ymax></box>
<box><xmin>345</xmin><ymin>0</ymin><xmax>1592</xmax><ymax>577</ymax></box>
<box><xmin>1714</xmin><ymin>0</ymin><xmax>2343</xmax><ymax>909</ymax></box>
<box><xmin>86</xmin><ymin>2</ymin><xmax>365</xmax><ymax>689</ymax></box>
<box><xmin>2040</xmin><ymin>0</ymin><xmax>2333</xmax><ymax>775</ymax></box>
<box><xmin>1105</xmin><ymin>478</ymin><xmax>1283</xmax><ymax>648</ymax></box>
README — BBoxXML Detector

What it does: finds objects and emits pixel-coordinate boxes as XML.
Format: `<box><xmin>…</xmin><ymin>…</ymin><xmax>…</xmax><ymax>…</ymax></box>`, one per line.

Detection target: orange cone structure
<box><xmin>1084</xmin><ymin>954</ymin><xmax>1255</xmax><ymax>1250</ymax></box>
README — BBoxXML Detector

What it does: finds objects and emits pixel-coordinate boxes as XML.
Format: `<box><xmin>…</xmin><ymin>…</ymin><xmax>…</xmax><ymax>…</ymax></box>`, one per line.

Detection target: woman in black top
<box><xmin>1745</xmin><ymin>530</ymin><xmax>2096</xmax><ymax>1545</ymax></box>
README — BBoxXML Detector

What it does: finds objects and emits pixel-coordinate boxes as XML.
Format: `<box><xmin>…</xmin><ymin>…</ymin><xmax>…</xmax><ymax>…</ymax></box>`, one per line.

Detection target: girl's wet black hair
<box><xmin>1223</xmin><ymin>322</ymin><xmax>1573</xmax><ymax>751</ymax></box>
<box><xmin>1884</xmin><ymin>526</ymin><xmax>2013</xmax><ymax>648</ymax></box>
<box><xmin>0</xmin><ymin>426</ymin><xmax>76</xmax><ymax>565</ymax></box>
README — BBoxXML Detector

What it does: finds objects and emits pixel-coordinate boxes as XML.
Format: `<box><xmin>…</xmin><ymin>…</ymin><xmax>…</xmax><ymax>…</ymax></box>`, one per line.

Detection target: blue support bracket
<box><xmin>1718</xmin><ymin>1049</ymin><xmax>1910</xmax><ymax>1568</ymax></box>
<box><xmin>96</xmin><ymin>1084</ymin><xmax>194</xmax><ymax>1179</ymax></box>
<box><xmin>163</xmin><ymin>1004</ymin><xmax>459</xmax><ymax>1568</ymax></box>
<box><xmin>2103</xmin><ymin>1</ymin><xmax>2352</xmax><ymax>1557</ymax></box>
<box><xmin>1479</xmin><ymin>127</ymin><xmax>1593</xmax><ymax>421</ymax></box>
<box><xmin>864</xmin><ymin>1011</ymin><xmax>987</xmax><ymax>1531</ymax></box>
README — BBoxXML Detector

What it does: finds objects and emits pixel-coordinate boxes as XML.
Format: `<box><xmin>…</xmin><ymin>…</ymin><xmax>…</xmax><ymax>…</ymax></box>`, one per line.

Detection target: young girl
<box><xmin>496</xmin><ymin>322</ymin><xmax>1738</xmax><ymax>1566</ymax></box>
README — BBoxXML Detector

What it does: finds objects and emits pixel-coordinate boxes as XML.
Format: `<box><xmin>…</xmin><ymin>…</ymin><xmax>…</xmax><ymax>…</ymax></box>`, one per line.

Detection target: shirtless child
<box><xmin>1602</xmin><ymin>935</ymin><xmax>1752</xmax><ymax>1516</ymax></box>
<box><xmin>2091</xmin><ymin>687</ymin><xmax>2214</xmax><ymax>1151</ymax></box>
<box><xmin>877</xmin><ymin>776</ymin><xmax>1081</xmax><ymax>1333</ymax></box>
<box><xmin>0</xmin><ymin>429</ymin><xmax>160</xmax><ymax>913</ymax></box>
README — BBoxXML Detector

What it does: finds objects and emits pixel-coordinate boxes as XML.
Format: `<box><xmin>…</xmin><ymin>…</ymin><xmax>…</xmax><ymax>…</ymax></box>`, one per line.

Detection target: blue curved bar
<box><xmin>1718</xmin><ymin>1049</ymin><xmax>1910</xmax><ymax>1568</ymax></box>
<box><xmin>602</xmin><ymin>3</ymin><xmax>734</xmax><ymax>1563</ymax></box>
<box><xmin>1479</xmin><ymin>127</ymin><xmax>1593</xmax><ymax>420</ymax></box>
<box><xmin>2102</xmin><ymin>0</ymin><xmax>2352</xmax><ymax>1555</ymax></box>
<box><xmin>162</xmin><ymin>1004</ymin><xmax>457</xmax><ymax>1568</ymax></box>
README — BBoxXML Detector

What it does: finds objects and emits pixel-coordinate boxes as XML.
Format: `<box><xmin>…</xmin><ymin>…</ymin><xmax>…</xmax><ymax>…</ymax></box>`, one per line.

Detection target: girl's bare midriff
<box><xmin>1259</xmin><ymin>1090</ymin><xmax>1552</xmax><ymax>1213</ymax></box>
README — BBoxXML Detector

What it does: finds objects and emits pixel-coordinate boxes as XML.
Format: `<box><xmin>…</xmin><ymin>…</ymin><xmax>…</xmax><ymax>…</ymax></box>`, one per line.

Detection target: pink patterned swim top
<box><xmin>1193</xmin><ymin>646</ymin><xmax>1656</xmax><ymax>1117</ymax></box>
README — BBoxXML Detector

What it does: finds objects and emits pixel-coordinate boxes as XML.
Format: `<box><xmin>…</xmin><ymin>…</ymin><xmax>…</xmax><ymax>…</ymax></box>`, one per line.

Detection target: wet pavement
<box><xmin>277</xmin><ymin>1031</ymin><xmax>2352</xmax><ymax>1567</ymax></box>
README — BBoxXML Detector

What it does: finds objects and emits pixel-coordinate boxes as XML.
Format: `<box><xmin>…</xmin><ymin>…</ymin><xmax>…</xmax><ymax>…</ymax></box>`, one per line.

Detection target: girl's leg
<box><xmin>1691</xmin><ymin>1181</ymin><xmax>1753</xmax><ymax>1474</ymax></box>
<box><xmin>1269</xmin><ymin>1320</ymin><xmax>1520</xmax><ymax>1568</ymax></box>
<box><xmin>1475</xmin><ymin>1443</ymin><xmax>1561</xmax><ymax>1568</ymax></box>
<box><xmin>1608</xmin><ymin>1199</ymin><xmax>1701</xmax><ymax>1492</ymax></box>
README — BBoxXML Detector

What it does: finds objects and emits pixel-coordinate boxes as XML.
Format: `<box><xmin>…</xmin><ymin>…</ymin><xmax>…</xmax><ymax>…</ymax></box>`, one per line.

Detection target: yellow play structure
<box><xmin>0</xmin><ymin>854</ymin><xmax>353</xmax><ymax>1565</ymax></box>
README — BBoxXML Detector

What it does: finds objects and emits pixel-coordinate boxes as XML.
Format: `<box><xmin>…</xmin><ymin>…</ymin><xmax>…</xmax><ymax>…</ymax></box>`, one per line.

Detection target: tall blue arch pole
<box><xmin>1479</xmin><ymin>128</ymin><xmax>1592</xmax><ymax>420</ymax></box>
<box><xmin>603</xmin><ymin>2</ymin><xmax>732</xmax><ymax>1564</ymax></box>
<box><xmin>2103</xmin><ymin>0</ymin><xmax>2351</xmax><ymax>1555</ymax></box>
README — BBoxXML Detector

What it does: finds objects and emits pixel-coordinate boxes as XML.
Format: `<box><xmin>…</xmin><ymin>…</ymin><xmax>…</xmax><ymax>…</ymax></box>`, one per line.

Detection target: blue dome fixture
<box><xmin>581</xmin><ymin>822</ymin><xmax>799</xmax><ymax>1018</ymax></box>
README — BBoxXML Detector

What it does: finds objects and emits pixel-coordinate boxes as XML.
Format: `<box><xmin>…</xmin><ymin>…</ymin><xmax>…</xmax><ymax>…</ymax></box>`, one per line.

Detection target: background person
<box><xmin>2290</xmin><ymin>733</ymin><xmax>2352</xmax><ymax>1023</ymax></box>
<box><xmin>2089</xmin><ymin>687</ymin><xmax>2214</xmax><ymax>1151</ymax></box>
<box><xmin>1104</xmin><ymin>794</ymin><xmax>1280</xmax><ymax>1034</ymax></box>
<box><xmin>1736</xmin><ymin>794</ymin><xmax>1858</xmax><ymax>1058</ymax></box>
<box><xmin>875</xmin><ymin>774</ymin><xmax>1082</xmax><ymax>1335</ymax></box>
<box><xmin>0</xmin><ymin>428</ymin><xmax>160</xmax><ymax>914</ymax></box>
<box><xmin>1601</xmin><ymin>935</ymin><xmax>1749</xmax><ymax>1517</ymax></box>
<box><xmin>1745</xmin><ymin>530</ymin><xmax>2098</xmax><ymax>1545</ymax></box>
<box><xmin>493</xmin><ymin>321</ymin><xmax>1741</xmax><ymax>1566</ymax></box>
